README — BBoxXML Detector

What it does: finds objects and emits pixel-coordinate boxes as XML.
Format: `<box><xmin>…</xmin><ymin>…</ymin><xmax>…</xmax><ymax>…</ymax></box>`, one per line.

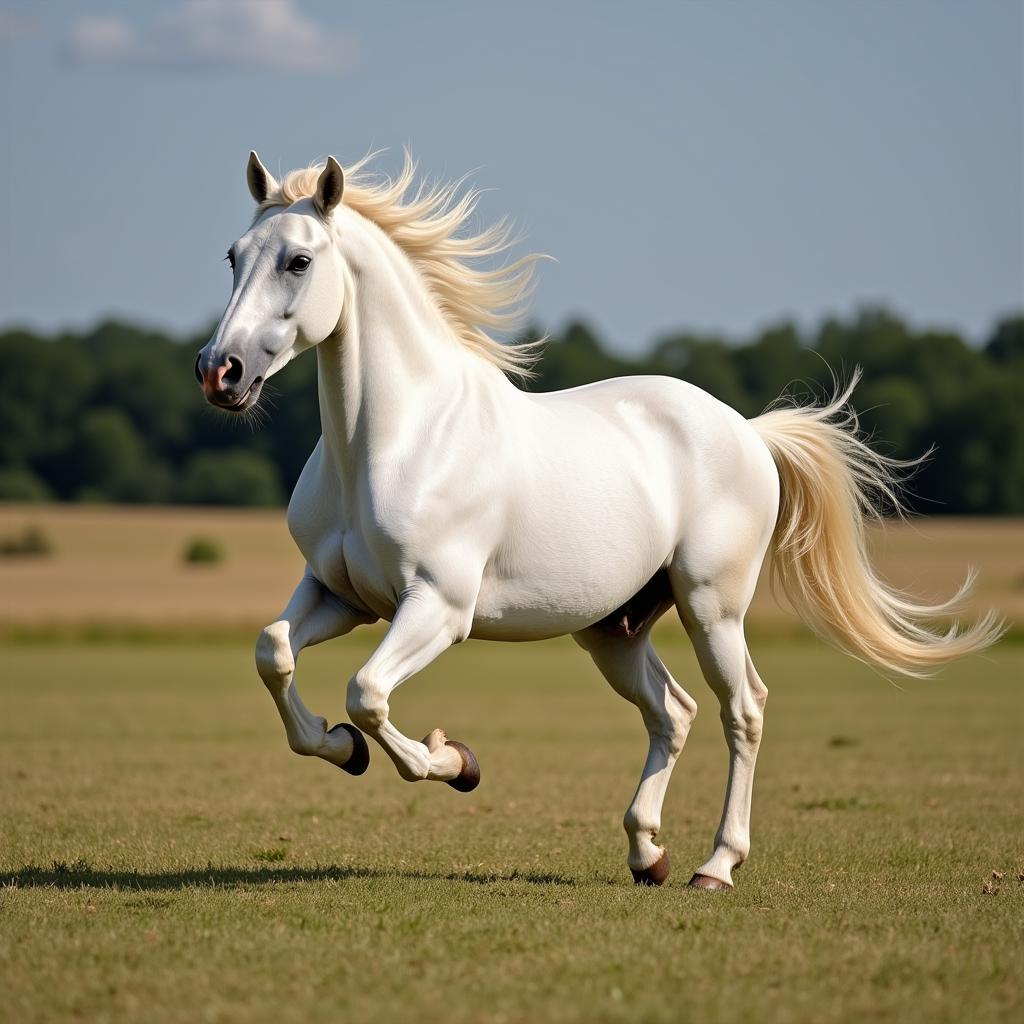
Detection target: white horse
<box><xmin>196</xmin><ymin>152</ymin><xmax>1001</xmax><ymax>890</ymax></box>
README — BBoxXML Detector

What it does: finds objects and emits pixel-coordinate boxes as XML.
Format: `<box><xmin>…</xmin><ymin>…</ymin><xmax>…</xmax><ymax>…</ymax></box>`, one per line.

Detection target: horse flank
<box><xmin>254</xmin><ymin>153</ymin><xmax>546</xmax><ymax>375</ymax></box>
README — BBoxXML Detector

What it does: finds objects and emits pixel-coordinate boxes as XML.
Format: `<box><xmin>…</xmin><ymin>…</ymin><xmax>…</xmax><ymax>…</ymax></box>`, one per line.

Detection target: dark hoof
<box><xmin>687</xmin><ymin>872</ymin><xmax>733</xmax><ymax>892</ymax></box>
<box><xmin>631</xmin><ymin>848</ymin><xmax>671</xmax><ymax>886</ymax></box>
<box><xmin>328</xmin><ymin>723</ymin><xmax>369</xmax><ymax>776</ymax></box>
<box><xmin>444</xmin><ymin>740</ymin><xmax>480</xmax><ymax>793</ymax></box>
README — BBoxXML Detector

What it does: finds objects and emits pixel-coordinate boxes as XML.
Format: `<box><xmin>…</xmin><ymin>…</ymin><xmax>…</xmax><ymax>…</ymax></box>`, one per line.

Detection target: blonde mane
<box><xmin>255</xmin><ymin>153</ymin><xmax>546</xmax><ymax>375</ymax></box>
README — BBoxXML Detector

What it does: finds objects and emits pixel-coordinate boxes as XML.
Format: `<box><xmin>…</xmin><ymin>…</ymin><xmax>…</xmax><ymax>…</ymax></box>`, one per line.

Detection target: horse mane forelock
<box><xmin>254</xmin><ymin>152</ymin><xmax>545</xmax><ymax>376</ymax></box>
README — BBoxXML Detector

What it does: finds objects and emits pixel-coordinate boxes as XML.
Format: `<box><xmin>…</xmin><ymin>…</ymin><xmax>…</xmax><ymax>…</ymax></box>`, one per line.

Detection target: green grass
<box><xmin>1</xmin><ymin>634</ymin><xmax>1021</xmax><ymax>1024</ymax></box>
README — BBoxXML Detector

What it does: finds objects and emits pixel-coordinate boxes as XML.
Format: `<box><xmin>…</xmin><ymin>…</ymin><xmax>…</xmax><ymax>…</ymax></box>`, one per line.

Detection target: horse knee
<box><xmin>346</xmin><ymin>672</ymin><xmax>388</xmax><ymax>733</ymax></box>
<box><xmin>255</xmin><ymin>622</ymin><xmax>294</xmax><ymax>689</ymax></box>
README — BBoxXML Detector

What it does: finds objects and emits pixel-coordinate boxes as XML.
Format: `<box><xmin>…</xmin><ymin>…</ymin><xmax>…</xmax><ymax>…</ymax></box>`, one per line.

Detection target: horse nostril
<box><xmin>194</xmin><ymin>354</ymin><xmax>203</xmax><ymax>384</ymax></box>
<box><xmin>224</xmin><ymin>355</ymin><xmax>244</xmax><ymax>386</ymax></box>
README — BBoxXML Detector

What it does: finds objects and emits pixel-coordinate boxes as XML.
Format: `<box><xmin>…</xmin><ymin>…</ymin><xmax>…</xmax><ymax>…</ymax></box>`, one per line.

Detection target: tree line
<box><xmin>1</xmin><ymin>307</ymin><xmax>1021</xmax><ymax>513</ymax></box>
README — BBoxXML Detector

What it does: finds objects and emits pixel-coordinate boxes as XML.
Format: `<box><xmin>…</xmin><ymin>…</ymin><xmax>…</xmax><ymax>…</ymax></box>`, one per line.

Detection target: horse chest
<box><xmin>288</xmin><ymin>449</ymin><xmax>410</xmax><ymax>618</ymax></box>
<box><xmin>294</xmin><ymin>521</ymin><xmax>396</xmax><ymax>621</ymax></box>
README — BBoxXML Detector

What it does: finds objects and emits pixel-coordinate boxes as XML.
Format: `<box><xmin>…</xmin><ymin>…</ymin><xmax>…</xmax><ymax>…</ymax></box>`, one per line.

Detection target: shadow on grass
<box><xmin>3</xmin><ymin>860</ymin><xmax>578</xmax><ymax>891</ymax></box>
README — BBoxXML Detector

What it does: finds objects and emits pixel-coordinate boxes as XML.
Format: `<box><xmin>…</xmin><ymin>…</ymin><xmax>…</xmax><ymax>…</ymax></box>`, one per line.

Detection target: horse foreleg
<box><xmin>344</xmin><ymin>587</ymin><xmax>478</xmax><ymax>790</ymax></box>
<box><xmin>255</xmin><ymin>570</ymin><xmax>377</xmax><ymax>773</ymax></box>
<box><xmin>574</xmin><ymin>625</ymin><xmax>698</xmax><ymax>886</ymax></box>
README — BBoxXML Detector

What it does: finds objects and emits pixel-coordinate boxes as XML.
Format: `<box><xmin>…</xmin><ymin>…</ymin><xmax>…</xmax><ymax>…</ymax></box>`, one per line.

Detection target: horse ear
<box><xmin>314</xmin><ymin>156</ymin><xmax>345</xmax><ymax>218</ymax></box>
<box><xmin>246</xmin><ymin>151</ymin><xmax>278</xmax><ymax>204</ymax></box>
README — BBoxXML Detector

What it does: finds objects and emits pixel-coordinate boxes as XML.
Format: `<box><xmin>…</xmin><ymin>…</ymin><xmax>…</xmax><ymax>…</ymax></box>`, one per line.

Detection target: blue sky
<box><xmin>1</xmin><ymin>0</ymin><xmax>1021</xmax><ymax>352</ymax></box>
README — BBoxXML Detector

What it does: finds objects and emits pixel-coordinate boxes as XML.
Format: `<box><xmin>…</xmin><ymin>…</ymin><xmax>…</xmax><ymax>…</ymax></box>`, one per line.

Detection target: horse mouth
<box><xmin>209</xmin><ymin>376</ymin><xmax>264</xmax><ymax>413</ymax></box>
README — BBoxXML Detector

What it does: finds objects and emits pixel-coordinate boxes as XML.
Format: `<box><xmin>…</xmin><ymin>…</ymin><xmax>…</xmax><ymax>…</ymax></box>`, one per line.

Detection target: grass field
<box><xmin>1</xmin><ymin>507</ymin><xmax>1022</xmax><ymax>1023</ymax></box>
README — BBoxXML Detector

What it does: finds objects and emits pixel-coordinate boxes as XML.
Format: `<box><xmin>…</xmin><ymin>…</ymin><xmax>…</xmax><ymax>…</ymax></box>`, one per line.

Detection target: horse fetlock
<box><xmin>421</xmin><ymin>727</ymin><xmax>448</xmax><ymax>753</ymax></box>
<box><xmin>623</xmin><ymin>806</ymin><xmax>659</xmax><ymax>845</ymax></box>
<box><xmin>396</xmin><ymin>759</ymin><xmax>430</xmax><ymax>783</ymax></box>
<box><xmin>714</xmin><ymin>828</ymin><xmax>750</xmax><ymax>866</ymax></box>
<box><xmin>287</xmin><ymin>715</ymin><xmax>329</xmax><ymax>756</ymax></box>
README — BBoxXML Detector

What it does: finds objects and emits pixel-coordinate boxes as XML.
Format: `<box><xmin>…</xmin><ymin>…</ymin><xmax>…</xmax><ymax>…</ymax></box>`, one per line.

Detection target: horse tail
<box><xmin>750</xmin><ymin>371</ymin><xmax>1004</xmax><ymax>678</ymax></box>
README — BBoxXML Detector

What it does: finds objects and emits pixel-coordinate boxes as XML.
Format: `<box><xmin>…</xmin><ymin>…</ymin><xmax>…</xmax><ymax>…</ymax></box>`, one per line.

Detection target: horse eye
<box><xmin>287</xmin><ymin>255</ymin><xmax>311</xmax><ymax>274</ymax></box>
<box><xmin>225</xmin><ymin>249</ymin><xmax>235</xmax><ymax>270</ymax></box>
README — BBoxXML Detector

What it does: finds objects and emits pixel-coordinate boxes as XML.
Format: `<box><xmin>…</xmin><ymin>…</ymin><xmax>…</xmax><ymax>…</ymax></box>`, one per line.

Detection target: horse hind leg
<box><xmin>574</xmin><ymin>616</ymin><xmax>698</xmax><ymax>886</ymax></box>
<box><xmin>687</xmin><ymin>618</ymin><xmax>767</xmax><ymax>891</ymax></box>
<box><xmin>673</xmin><ymin>565</ymin><xmax>769</xmax><ymax>891</ymax></box>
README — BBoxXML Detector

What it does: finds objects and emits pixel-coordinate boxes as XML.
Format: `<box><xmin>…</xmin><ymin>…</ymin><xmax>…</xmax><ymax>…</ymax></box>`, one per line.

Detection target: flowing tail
<box><xmin>750</xmin><ymin>373</ymin><xmax>1004</xmax><ymax>677</ymax></box>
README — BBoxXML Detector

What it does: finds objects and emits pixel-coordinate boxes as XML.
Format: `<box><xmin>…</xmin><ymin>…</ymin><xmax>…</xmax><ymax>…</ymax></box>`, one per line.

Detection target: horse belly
<box><xmin>469</xmin><ymin>559</ymin><xmax>673</xmax><ymax>641</ymax></box>
<box><xmin>470</xmin><ymin>496</ymin><xmax>679</xmax><ymax>641</ymax></box>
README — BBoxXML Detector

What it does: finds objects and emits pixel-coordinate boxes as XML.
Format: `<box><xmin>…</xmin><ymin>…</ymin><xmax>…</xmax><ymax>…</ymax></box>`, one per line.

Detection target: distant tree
<box><xmin>0</xmin><ymin>330</ymin><xmax>95</xmax><ymax>473</ymax></box>
<box><xmin>181</xmin><ymin>450</ymin><xmax>284</xmax><ymax>507</ymax></box>
<box><xmin>0</xmin><ymin>466</ymin><xmax>53</xmax><ymax>502</ymax></box>
<box><xmin>81</xmin><ymin>321</ymin><xmax>198</xmax><ymax>457</ymax></box>
<box><xmin>1</xmin><ymin>306</ymin><xmax>1021</xmax><ymax>513</ymax></box>
<box><xmin>986</xmin><ymin>315</ymin><xmax>1024</xmax><ymax>366</ymax></box>
<box><xmin>855</xmin><ymin>377</ymin><xmax>929</xmax><ymax>456</ymax></box>
<box><xmin>734</xmin><ymin>322</ymin><xmax>824</xmax><ymax>413</ymax></box>
<box><xmin>916</xmin><ymin>374</ymin><xmax>1024</xmax><ymax>514</ymax></box>
<box><xmin>72</xmin><ymin>408</ymin><xmax>170</xmax><ymax>503</ymax></box>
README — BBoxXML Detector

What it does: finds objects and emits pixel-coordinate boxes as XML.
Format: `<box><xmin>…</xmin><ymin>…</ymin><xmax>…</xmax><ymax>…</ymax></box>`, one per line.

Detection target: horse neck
<box><xmin>315</xmin><ymin>213</ymin><xmax>480</xmax><ymax>475</ymax></box>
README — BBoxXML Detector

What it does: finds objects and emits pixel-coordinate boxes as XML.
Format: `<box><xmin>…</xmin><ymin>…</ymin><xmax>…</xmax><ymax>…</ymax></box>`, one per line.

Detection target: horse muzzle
<box><xmin>195</xmin><ymin>351</ymin><xmax>264</xmax><ymax>412</ymax></box>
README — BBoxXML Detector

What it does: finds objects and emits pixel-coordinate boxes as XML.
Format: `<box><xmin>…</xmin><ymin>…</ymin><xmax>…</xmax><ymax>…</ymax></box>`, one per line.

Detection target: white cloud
<box><xmin>65</xmin><ymin>0</ymin><xmax>360</xmax><ymax>75</ymax></box>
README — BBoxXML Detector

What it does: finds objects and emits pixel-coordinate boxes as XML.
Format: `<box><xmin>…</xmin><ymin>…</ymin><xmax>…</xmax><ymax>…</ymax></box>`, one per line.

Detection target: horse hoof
<box><xmin>444</xmin><ymin>740</ymin><xmax>480</xmax><ymax>793</ymax></box>
<box><xmin>631</xmin><ymin>848</ymin><xmax>670</xmax><ymax>886</ymax></box>
<box><xmin>687</xmin><ymin>872</ymin><xmax>733</xmax><ymax>892</ymax></box>
<box><xmin>329</xmin><ymin>723</ymin><xmax>369</xmax><ymax>776</ymax></box>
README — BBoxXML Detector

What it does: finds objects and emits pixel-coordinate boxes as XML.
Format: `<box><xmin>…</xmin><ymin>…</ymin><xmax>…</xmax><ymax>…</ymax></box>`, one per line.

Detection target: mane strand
<box><xmin>254</xmin><ymin>151</ymin><xmax>547</xmax><ymax>376</ymax></box>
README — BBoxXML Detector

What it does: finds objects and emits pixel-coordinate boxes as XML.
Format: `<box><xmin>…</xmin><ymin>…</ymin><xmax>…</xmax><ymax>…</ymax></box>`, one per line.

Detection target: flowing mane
<box><xmin>255</xmin><ymin>153</ymin><xmax>546</xmax><ymax>375</ymax></box>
